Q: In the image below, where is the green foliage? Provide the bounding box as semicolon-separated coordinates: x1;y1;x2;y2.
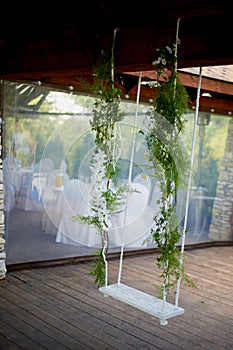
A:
73;30;126;287
90;52;125;155
143;41;192;293
152;205;182;291
89;248;106;287
156;73;189;133
72;214;102;232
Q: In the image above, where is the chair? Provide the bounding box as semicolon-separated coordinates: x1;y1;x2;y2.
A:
16;170;47;211
12;158;53;212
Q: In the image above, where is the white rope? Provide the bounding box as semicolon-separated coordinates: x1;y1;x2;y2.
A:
111;28;120;170
117;71;142;285
102;232;108;287
128;72;142;184
175;66;203;307
173;18;181;98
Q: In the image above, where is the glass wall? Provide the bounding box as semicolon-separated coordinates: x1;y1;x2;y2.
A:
2;81;232;266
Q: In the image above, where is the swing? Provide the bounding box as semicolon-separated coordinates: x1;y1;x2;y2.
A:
99;21;203;326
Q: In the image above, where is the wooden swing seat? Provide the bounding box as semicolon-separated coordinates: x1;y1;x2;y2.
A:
99;283;185;326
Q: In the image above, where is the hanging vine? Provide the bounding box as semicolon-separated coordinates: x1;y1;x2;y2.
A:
140;25;195;296
73;29;128;287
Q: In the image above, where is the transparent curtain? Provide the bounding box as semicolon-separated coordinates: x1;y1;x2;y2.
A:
2;81;232;267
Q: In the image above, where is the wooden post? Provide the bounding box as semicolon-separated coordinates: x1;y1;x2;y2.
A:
0;81;7;280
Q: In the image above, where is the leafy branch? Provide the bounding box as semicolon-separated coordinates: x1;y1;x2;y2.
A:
73;29;127;287
141;40;192;294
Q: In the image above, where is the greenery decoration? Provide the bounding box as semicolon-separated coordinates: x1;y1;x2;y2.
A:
72;29;129;287
141;39;195;296
74;25;194;295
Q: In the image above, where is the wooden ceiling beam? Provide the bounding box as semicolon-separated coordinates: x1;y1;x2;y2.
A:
192;96;233;116
123;70;233;96
123;76;233;116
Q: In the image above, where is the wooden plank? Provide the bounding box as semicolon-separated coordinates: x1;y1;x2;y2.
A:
23;260;232;349
0;280;117;350
0;318;46;350
0;275;145;350
8;268;194;350
0;332;27;350
1;247;233;350
42;260;233;349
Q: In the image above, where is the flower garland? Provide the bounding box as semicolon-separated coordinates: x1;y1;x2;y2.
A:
73;29;129;287
141;32;195;297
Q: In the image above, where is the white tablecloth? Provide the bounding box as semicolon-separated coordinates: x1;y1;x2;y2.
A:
54;180;156;248
55;179;101;247
109;182;155;247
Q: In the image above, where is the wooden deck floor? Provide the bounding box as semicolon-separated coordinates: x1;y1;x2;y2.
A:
0;246;233;350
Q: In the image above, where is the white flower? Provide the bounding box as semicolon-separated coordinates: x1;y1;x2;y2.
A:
166;46;172;54
161;58;167;65
88;147;113;231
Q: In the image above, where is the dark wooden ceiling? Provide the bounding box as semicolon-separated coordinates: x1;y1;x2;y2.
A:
0;1;233;115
